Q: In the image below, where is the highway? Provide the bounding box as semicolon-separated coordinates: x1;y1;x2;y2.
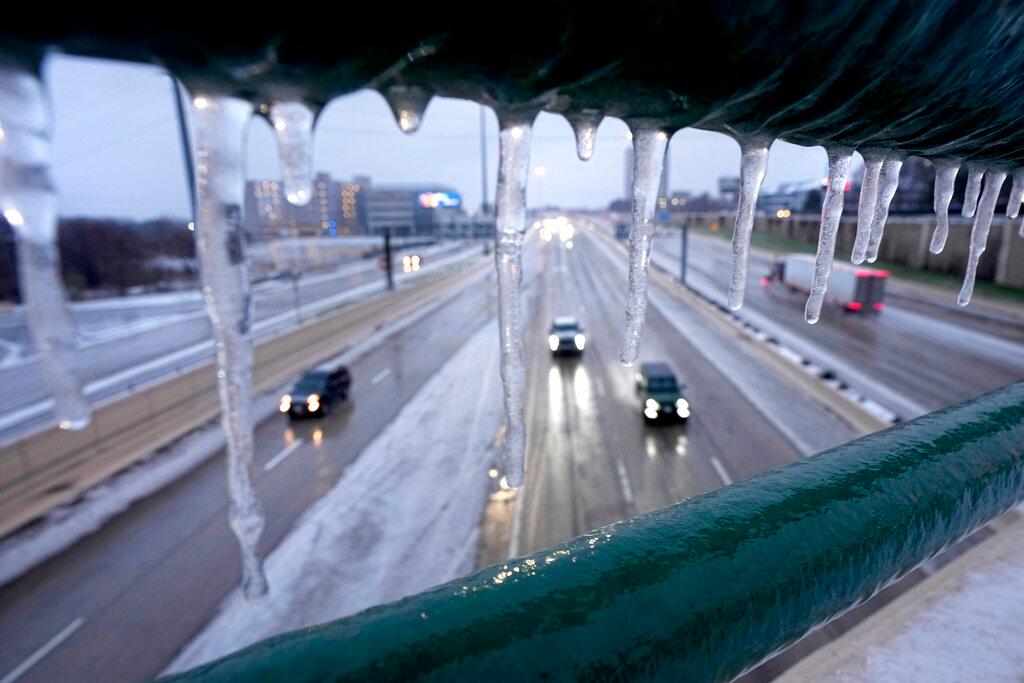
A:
0;241;476;442
0;222;1019;681
648;226;1024;417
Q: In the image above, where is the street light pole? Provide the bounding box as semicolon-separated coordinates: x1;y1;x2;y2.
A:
383;228;394;291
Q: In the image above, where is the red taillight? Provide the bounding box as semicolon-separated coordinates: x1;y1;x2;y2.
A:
873;302;884;311
847;301;864;311
759;277;769;286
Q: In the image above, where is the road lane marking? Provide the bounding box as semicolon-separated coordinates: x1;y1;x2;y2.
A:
709;456;733;485
263;439;303;472
1;617;84;683
371;367;392;385
615;459;635;505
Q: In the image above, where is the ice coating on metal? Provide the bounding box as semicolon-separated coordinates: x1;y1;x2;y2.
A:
494;118;534;488
619;127;669;366
268;101;315;206
727;135;771;310
382;84;432;134
851;154;882;264
0;66;90;431
805;147;853;324
929;159;959;254
961;164;983;218
191;94;268;599
958;169;1006;306
864;156;903;263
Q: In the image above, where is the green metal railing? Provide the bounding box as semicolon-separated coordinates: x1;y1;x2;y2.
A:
167;382;1024;682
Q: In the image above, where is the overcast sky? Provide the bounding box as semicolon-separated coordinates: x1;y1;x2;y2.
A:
46;55;831;221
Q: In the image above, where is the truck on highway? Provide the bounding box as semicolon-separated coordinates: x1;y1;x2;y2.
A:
766;254;888;313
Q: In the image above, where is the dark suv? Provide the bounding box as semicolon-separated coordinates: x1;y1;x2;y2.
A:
279;364;351;418
635;362;690;423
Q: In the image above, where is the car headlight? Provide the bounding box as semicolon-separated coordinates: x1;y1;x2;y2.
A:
279;395;291;413
645;398;659;410
676;398;691;417
644;407;659;419
548;335;559;351
574;333;585;350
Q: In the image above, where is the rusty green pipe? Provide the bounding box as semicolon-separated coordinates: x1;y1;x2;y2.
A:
166;382;1024;682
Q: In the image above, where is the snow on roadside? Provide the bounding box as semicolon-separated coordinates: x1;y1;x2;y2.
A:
166;318;503;673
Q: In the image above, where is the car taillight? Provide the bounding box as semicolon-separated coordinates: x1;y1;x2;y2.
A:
873;302;884;311
848;301;863;311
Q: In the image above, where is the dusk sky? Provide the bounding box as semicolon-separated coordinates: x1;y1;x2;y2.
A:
46;55;833;221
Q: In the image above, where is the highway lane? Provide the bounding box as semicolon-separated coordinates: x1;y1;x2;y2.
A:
513;225;852;556
0;242;476;442
650;228;1024;415
0;266;496;683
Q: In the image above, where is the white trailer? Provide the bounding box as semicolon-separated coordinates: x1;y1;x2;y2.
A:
774;254;887;312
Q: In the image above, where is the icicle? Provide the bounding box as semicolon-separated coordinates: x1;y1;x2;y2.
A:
727;134;771;310
805;147;853;324
929;159;959;254
619;126;669;366
958;168;1007;306
494;115;535;488
565;109;603;161
850;152;882;264
1005;168;1024;219
382;85;431;134
191;93;267;599
267;101;315;206
864;155;903;263
961;163;983;218
0;65;90;431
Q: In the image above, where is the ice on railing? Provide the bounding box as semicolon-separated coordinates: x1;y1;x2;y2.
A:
190;94;268;599
494;115;534;488
851;152;882;263
0;65;90;431
863;155;903;264
1005;168;1024;219
383;85;431;134
958;168;1006;306
727;134;771;310
805;147;853;324
267;101;316;206
565;110;603;161
619;127;669;366
929;159;959;254
961;163;983;218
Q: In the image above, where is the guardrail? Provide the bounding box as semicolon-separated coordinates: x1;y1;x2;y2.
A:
166;381;1024;682
0;261;485;538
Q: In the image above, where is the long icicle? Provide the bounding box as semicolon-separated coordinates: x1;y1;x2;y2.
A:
191;94;268;599
1005;168;1024;219
619;126;669;366
267;101;315;206
494;114;535;488
958;168;1007;306
850;152;883;264
929;158;960;253
0;64;90;431
727;134;771;310
864;155;903;263
805;147;853;324
961;163;983;218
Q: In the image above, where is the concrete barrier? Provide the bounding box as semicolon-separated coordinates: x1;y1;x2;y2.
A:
0;262;486;538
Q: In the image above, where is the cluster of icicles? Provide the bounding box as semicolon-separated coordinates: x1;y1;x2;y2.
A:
2;62;1022;599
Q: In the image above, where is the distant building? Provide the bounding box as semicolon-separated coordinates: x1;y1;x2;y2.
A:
758;180;823;215
244;173;366;237
364;184;465;236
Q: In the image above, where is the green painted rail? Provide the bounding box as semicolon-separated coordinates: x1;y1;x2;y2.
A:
167;382;1024;682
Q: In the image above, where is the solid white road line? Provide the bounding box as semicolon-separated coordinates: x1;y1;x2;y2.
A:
371;368;392;385
263;439;303;473
709;456;734;485
1;617;84;683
